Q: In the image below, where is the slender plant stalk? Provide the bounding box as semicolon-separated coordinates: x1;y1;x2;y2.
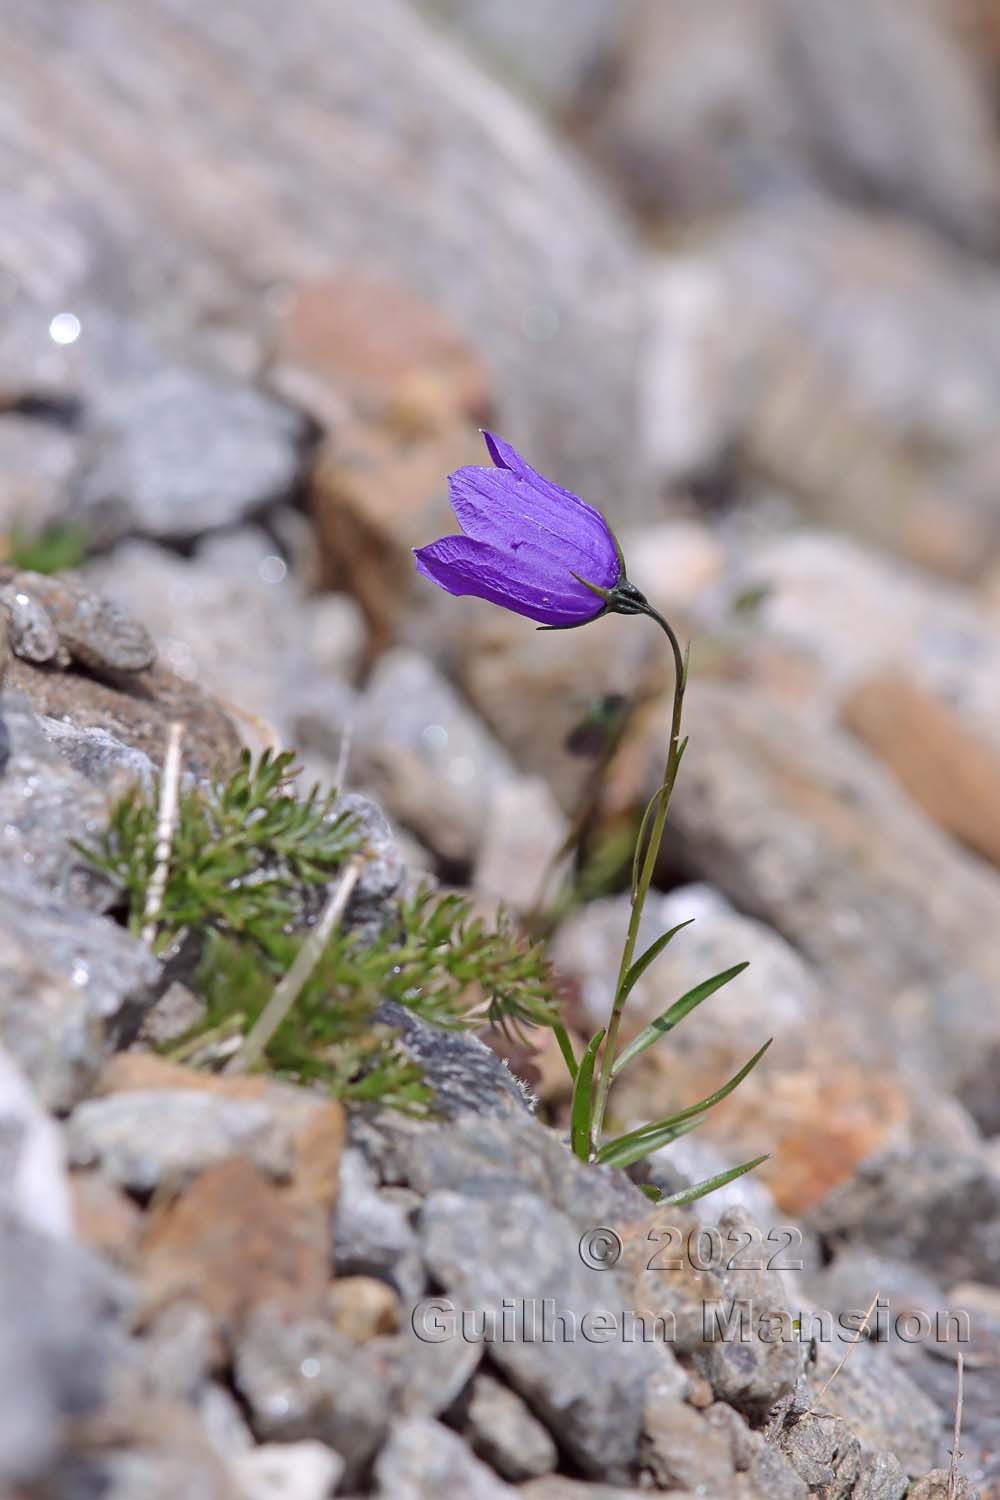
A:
590;606;687;1150
225;856;362;1075
141;720;185;948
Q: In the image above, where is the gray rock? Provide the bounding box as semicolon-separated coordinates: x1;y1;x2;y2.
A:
138;980;206;1048
97;1446;233;1500
777;1411;862;1499
431;0;621;114
420;1188;653;1479
359;1105;649;1231
733;534;1000;739
0;1043;72;1238
518;1482;650;1500
907;1470;980;1500
137;1300;216;1403
372;1005;530;1122
38;714;154;790
76;367;308;544
336;794;406;942
1;578;62;664
474;774;567;914
800;1339;941;1475
853;1450;909;1500
586;0;1000;249
464;1372;557;1482
198;1382;255;1459
374;1417;517;1499
82;531;366;740
311;646;527;873
334;1147;425;1301
809;1147;1000;1287
660;681;1000;1088
703;1399;809;1499
0;869;159;1111
0;1209;131;1487
0;0;645;515
801;1247;947;1356
693;1206;806;1414
0;413;82;536
373;1325;481;1420
233;1304;389;1487
229;1441;345;1500
7;569;156;674
66;1088;303;1195
0;694;122;909
641;1398;735;1491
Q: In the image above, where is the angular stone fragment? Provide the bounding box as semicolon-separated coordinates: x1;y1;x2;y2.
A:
375;1417;517;1500
0;870;159;1111
9;570;155;673
421;1189;653;1479
76;368;309;545
464;1373;557;1482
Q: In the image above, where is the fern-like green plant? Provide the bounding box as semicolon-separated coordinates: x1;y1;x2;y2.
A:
183;888;558;1101
78;748;359;957
78;749;559;1111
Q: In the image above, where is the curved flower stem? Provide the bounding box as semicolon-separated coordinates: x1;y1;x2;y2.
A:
590;603;687;1152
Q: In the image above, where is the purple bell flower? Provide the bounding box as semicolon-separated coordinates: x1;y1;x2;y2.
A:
413;432;623;628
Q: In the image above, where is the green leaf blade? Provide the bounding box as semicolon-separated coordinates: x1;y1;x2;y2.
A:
611;961;750;1079
598;1038;771;1166
619;918;696;1004
570;1027;605;1163
596;1111;707;1170
653;1154;770;1206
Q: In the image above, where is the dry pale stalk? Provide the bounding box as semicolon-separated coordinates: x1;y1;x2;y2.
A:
141;721;185;948
225;856;363;1076
948;1351;965;1500
804;1289;881;1419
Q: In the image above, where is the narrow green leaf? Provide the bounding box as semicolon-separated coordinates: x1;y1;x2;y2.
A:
631;784;668;898
599;1039;771;1162
619;919;696;1004
638;1183;661;1201
570;1027;605;1162
611;961;750;1078
653;1154;770;1207
597;1112;707;1170
552;1022;578;1082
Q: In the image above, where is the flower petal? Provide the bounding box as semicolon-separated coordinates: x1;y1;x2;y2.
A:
447;465;620;590
414;535;606;626
481;431;611;528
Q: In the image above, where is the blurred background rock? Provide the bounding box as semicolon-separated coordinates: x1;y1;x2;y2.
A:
5;0;1000;1493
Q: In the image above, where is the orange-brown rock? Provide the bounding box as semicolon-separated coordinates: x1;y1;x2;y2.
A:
328;1277;400;1342
271;275;492;431
71;1169;145;1269
311;419;485;651
841;670;1000;868
139;1157;330;1335
98;1055;346;1208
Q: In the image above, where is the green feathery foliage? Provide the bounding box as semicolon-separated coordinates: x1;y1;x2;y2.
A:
78;748;359;957
78;749;559;1109
184;887;558;1103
